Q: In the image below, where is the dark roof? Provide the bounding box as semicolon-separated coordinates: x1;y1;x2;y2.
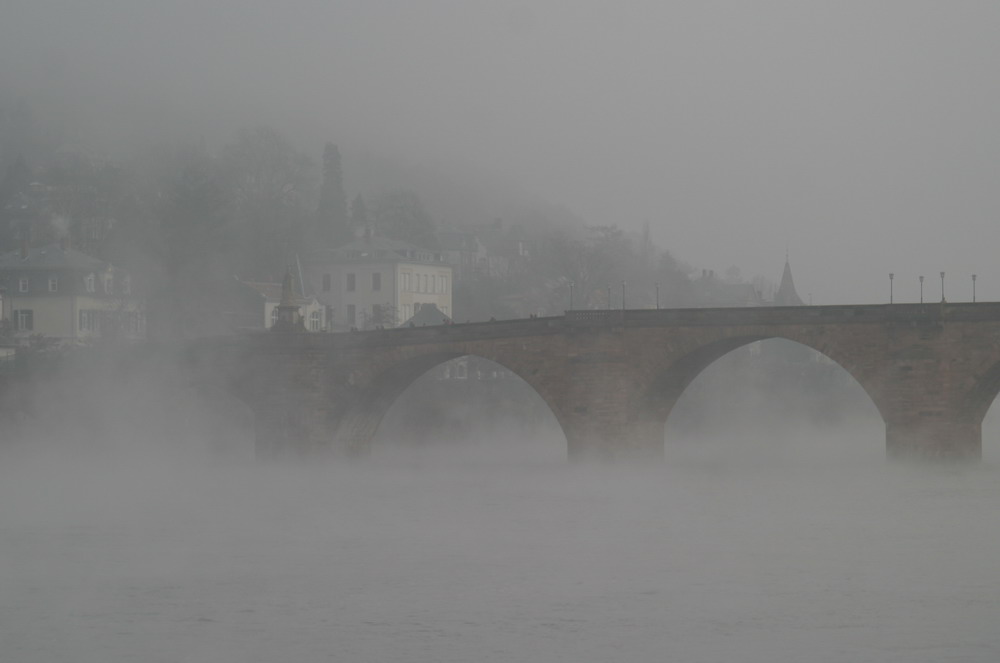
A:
0;243;108;271
307;236;443;265
403;303;452;327
774;260;804;306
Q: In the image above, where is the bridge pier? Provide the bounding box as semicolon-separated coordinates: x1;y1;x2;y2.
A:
885;417;982;461
561;418;665;462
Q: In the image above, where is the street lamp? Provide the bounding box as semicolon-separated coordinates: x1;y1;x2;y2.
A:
919;275;924;303
607;285;612;310
621;281;626;310
569;282;574;311
972;274;977;303
940;271;946;303
889;273;894;304
655;283;660;309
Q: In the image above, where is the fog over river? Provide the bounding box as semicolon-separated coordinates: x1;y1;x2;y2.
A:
3;424;1000;663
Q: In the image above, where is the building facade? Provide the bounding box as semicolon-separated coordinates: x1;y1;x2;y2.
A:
0;242;143;342
305;237;453;330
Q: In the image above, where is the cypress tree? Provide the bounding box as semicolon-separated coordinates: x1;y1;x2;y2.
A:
317;142;350;246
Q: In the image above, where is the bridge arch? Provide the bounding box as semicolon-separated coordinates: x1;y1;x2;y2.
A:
962;359;1000;425
960;359;1000;462
333;351;572;456
641;334;888;451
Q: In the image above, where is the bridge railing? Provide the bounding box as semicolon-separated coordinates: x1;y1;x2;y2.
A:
565;310;625;326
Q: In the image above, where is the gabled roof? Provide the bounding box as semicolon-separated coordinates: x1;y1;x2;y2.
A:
403;303;452;327
0;243;109;271
774;259;804;306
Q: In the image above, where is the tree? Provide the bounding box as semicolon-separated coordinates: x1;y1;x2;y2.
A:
370;190;437;247
154;145;234;338
0;154;32;250
221;126;316;279
363;303;398;329
317;142;350;246
350;193;368;233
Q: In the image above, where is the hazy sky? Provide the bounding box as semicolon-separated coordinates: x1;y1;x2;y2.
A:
3;1;1000;304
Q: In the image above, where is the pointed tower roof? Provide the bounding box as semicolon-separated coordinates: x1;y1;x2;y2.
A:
774;257;804;306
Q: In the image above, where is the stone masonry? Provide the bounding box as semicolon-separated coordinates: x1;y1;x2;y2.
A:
210;302;1000;461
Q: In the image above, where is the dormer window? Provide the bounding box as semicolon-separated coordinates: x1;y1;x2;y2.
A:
18;277;29;293
85;274;96;293
48;276;58;292
104;275;113;294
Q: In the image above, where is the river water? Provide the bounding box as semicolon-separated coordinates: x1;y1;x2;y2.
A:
2;430;1000;663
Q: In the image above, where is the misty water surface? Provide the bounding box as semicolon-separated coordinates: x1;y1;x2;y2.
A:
3;425;1000;663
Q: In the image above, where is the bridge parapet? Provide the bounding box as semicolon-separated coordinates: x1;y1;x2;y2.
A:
572;302;1000;328
566;310;624;326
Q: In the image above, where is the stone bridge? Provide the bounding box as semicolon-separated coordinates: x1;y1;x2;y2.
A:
193;303;1000;461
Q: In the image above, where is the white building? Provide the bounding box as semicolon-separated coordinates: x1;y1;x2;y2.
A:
305;237;453;330
0;242;143;342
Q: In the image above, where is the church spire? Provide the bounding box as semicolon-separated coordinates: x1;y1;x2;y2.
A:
774;255;804;306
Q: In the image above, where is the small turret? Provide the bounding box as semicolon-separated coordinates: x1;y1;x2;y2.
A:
271;269;306;332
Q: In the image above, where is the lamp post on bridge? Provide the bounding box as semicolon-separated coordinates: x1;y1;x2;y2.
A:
972;274;977;303
607;285;612;310
621;281;626;310
569;282;574;311
655;282;660;309
889;273;894;304
940;272;946;303
919;275;924;303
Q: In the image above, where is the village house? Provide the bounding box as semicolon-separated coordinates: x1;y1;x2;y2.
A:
305;236;453;330
0;241;143;342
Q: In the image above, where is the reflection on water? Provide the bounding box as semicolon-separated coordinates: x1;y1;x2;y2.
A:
2;433;1000;663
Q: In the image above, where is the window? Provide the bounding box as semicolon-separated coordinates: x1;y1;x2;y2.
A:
121;311;141;335
104;275;113;294
372;272;381;291
48;276;58;292
430;275;435;294
309;310;321;331
85;274;95;293
347;273;355;292
270;308;278;327
15;309;33;331
18;277;28;293
322;274;331;292
79;309;100;333
122;275;131;294
421;274;427;293
372;303;383;323
347;304;356;325
441;275;448;294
